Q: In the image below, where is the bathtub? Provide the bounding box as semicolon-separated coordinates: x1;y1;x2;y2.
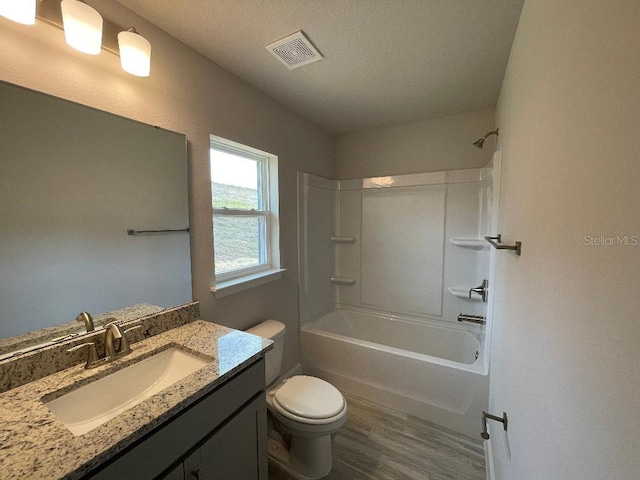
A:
300;307;489;438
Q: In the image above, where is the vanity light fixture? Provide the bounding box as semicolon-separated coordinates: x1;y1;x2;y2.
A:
2;0;153;77
60;0;103;55
118;27;151;77
0;0;36;25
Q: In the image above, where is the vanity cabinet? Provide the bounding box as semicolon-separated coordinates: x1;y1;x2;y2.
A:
88;358;267;480
181;395;263;479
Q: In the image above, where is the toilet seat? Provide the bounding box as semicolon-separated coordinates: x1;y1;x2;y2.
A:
270;375;346;425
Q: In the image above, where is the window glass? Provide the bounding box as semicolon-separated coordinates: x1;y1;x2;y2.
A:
211;150;260;210
213;216;264;275
210;137;277;284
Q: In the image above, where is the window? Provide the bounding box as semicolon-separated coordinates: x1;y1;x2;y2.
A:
210;136;282;296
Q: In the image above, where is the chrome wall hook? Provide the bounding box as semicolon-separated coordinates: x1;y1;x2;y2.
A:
481;411;508;440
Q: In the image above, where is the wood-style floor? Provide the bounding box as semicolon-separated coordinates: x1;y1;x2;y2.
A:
269;393;486;480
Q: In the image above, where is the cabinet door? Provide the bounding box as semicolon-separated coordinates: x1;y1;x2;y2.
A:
184;395;266;480
162;463;184;480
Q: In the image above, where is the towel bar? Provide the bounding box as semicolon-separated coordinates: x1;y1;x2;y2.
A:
485;235;521;256
127;228;190;235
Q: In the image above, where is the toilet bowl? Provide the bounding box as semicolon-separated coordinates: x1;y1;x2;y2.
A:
246;321;347;479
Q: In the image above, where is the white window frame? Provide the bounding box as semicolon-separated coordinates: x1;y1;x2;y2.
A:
210;136;283;297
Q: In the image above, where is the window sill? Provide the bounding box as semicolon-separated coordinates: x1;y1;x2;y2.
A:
211;268;286;298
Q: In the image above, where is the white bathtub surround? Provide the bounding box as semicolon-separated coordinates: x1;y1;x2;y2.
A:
361;184;446;315
298;168;494;327
298;167;498;439
301;307;488;438
297;173;337;326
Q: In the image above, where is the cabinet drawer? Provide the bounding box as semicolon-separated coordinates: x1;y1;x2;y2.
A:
89;359;265;479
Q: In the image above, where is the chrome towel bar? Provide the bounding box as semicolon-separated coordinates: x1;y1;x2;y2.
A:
127;228;190;235
485;234;522;256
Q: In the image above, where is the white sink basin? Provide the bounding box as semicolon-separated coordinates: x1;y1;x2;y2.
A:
44;347;210;436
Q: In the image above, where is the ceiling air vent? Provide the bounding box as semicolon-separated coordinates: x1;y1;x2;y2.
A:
266;31;323;70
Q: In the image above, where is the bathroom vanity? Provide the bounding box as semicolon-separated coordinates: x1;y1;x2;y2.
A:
0;320;272;479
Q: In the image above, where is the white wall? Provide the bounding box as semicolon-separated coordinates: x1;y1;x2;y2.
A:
334;109;496;179
0;0;333;374
490;1;640;478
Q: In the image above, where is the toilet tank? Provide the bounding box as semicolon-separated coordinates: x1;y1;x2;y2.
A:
246;320;286;387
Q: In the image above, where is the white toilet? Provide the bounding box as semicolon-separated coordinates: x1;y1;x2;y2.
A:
246;320;347;479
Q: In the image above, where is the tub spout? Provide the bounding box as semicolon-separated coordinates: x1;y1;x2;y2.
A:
457;314;486;325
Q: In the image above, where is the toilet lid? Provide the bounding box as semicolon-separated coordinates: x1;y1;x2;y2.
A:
273;375;345;419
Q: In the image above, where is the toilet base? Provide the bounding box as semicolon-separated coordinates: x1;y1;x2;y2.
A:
267;434;333;479
268;438;312;480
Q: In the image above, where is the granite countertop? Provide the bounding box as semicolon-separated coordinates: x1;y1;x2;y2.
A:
0;320;272;479
0;303;165;359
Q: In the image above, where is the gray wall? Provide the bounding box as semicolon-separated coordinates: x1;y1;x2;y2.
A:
490;0;640;478
333;109;495;179
0;0;333;374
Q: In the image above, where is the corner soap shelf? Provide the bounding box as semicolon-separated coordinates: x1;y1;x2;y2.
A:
448;287;482;301
449;238;487;248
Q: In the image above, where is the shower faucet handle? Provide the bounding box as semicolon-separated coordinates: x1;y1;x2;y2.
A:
469;279;489;303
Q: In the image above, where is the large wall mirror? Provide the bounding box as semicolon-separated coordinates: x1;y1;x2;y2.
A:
0;81;192;356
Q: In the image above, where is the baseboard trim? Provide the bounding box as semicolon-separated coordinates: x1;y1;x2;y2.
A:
484;437;495;480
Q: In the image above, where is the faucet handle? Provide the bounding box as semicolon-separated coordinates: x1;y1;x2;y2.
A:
469;279;489;303
68;342;101;369
118;324;142;356
123;324;142;335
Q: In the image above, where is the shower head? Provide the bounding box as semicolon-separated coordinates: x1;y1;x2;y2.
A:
473;129;499;149
473;138;485;149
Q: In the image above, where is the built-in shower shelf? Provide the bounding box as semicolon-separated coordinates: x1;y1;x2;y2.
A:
331;276;357;285
449;238;487;248
448;287;482;300
331;236;357;244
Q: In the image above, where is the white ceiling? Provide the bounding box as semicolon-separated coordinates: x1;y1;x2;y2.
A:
116;0;524;135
